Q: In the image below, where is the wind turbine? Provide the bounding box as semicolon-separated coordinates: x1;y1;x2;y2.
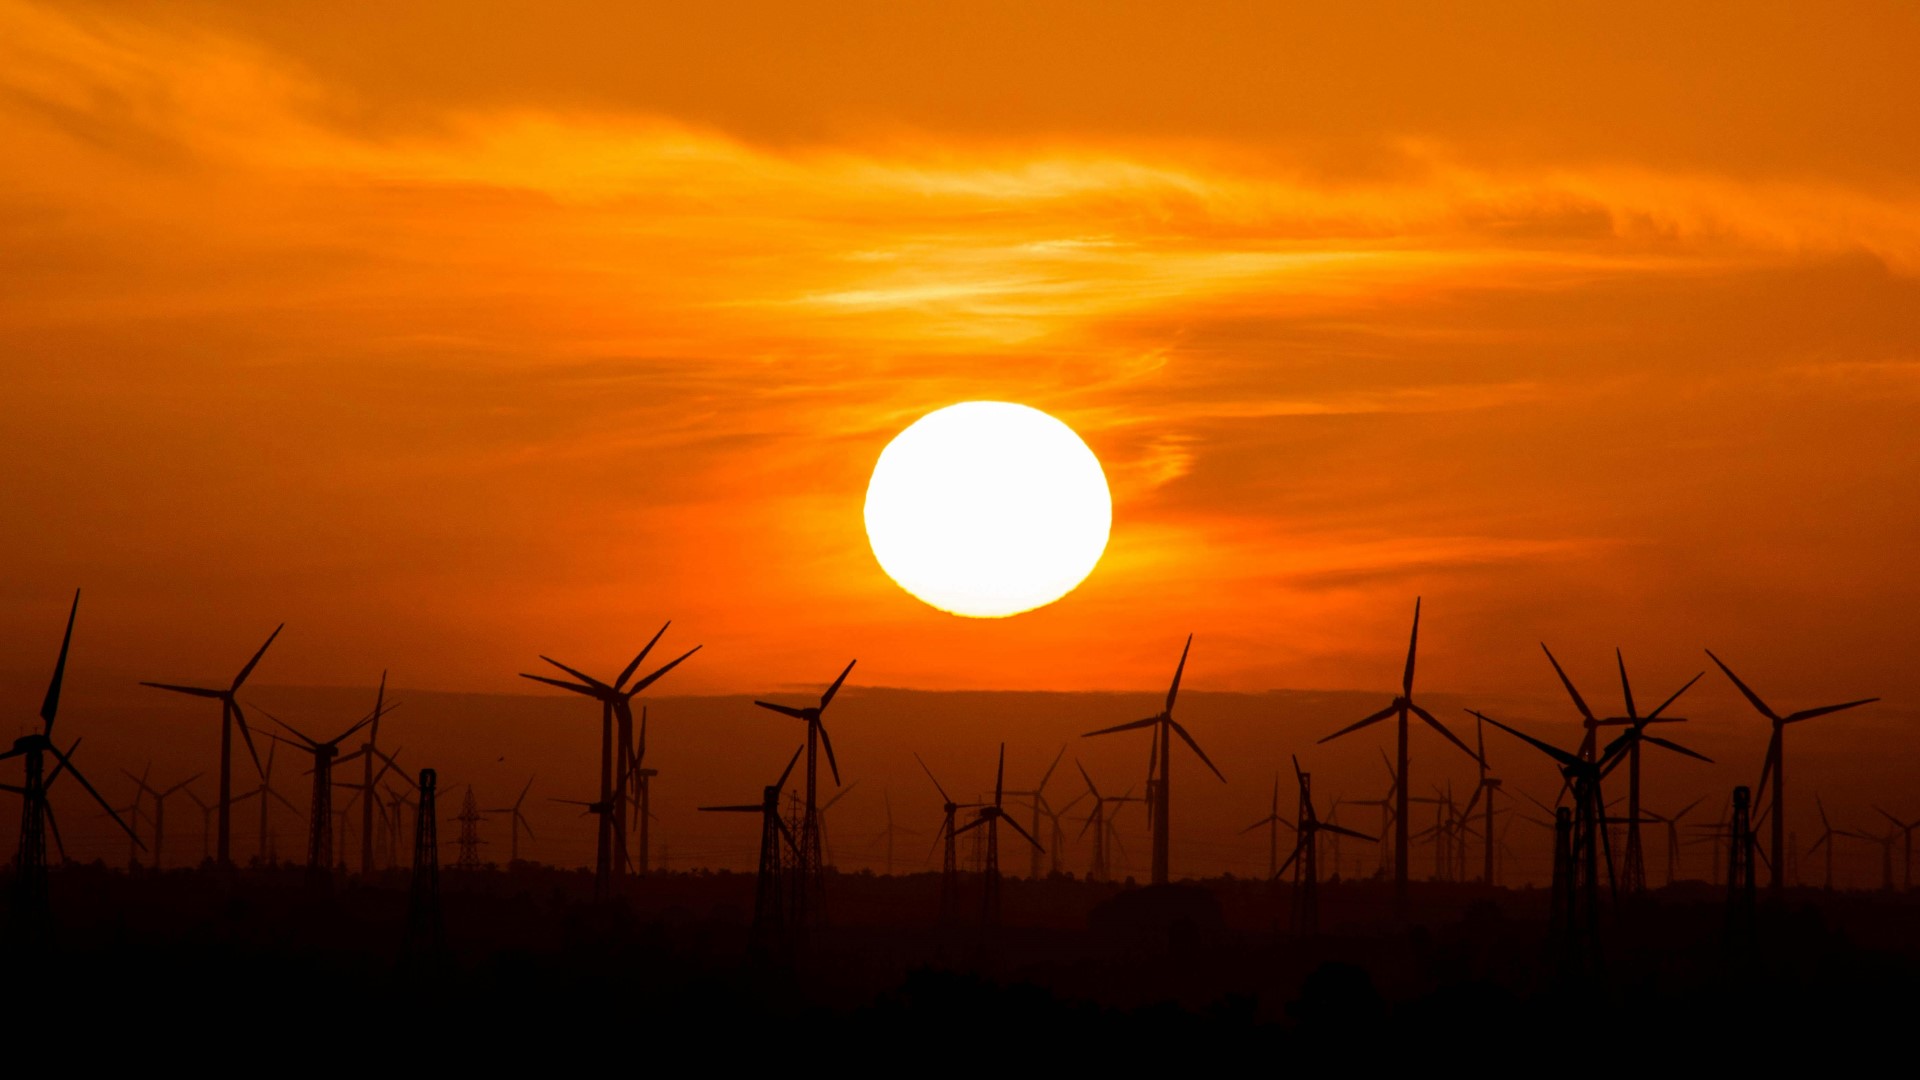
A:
870;790;918;876
1873;806;1916;891
1240;773;1294;881
4;591;140;922
1707;650;1877;899
1275;755;1374;935
700;745;804;942
627;707;658;875
519;624;700;896
952;744;1042;926
1648;796;1707;886
1084;635;1223;885
141;622;282;867
1458;712;1506;886
1549;648;1708;892
1807;795;1867;892
914;752;980;922
1003;745;1067;880
330;671;397;877
1475;710;1629;949
1316;601;1477;913
122;769;202;870
231;738;299;867
754;658;856;910
261;705;383;877
486;776;537;864
1072;761;1140;884
815;779;859;869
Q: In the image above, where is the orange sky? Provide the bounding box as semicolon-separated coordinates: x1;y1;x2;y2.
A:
4;0;1918;710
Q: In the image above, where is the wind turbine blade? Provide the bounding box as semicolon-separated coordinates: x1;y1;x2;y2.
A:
627;646;701;696
913;752;952;805
1615;648;1636;720
539;655;609;691
1646;671;1704;721
1317;703;1399;745
1539;643;1596;722
1409;702;1479;762
822;780;859;812
1642;735;1713;764
44;800;67;862
1704;650;1780;721
40;589;79;732
820;659;858;709
754;700;810;720
816;721;842;785
1786;698;1879;723
1037;744;1067;792
1403;597;1421;696
1002;814;1044;852
1240;817;1273;835
1169;720;1225;783
995;743;1006;806
952;815;988;836
228;699;266;777
1074;759;1101;802
1322;823;1376;843
516;775;535;808
1817;795;1831;831
164;774;204;797
775;744;805;792
519;673;598;696
618;621;672;689
1084;716;1159;738
1477;712;1581;770
55;748;141;846
1755;729;1781;803
140;682;224;699
1274;839;1303;880
1166;634;1193;713
230;624;284;691
258;707;321;750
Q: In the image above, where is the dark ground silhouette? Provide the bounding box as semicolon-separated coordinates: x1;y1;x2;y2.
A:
11;864;1919;1061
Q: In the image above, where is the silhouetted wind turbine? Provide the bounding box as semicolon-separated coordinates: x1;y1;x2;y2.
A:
142;622;282;867
3;591;139;923
330;671;396;877
1073;761;1140;884
700;745;804;943
953;743;1042;926
485;776;537;864
262;704;383;879
520;624;700;896
1476;710;1628;949
123;768;201;870
1649;796;1707;886
1317;601;1477;913
915;752;980;922
1085;636;1223;885
754;658;855;909
870;790;918;876
231;738;299;866
1276;755;1375;935
1241;773;1295;881
1807;795;1867;892
1549;648;1708;893
1873;806;1916;891
1003;745;1067;880
1706;650;1877;899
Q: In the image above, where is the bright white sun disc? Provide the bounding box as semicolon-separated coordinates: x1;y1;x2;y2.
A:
864;401;1112;618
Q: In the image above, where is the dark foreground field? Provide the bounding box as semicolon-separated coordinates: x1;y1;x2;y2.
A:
10;864;1919;1063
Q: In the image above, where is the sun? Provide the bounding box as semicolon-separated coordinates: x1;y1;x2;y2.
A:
864;401;1112;618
